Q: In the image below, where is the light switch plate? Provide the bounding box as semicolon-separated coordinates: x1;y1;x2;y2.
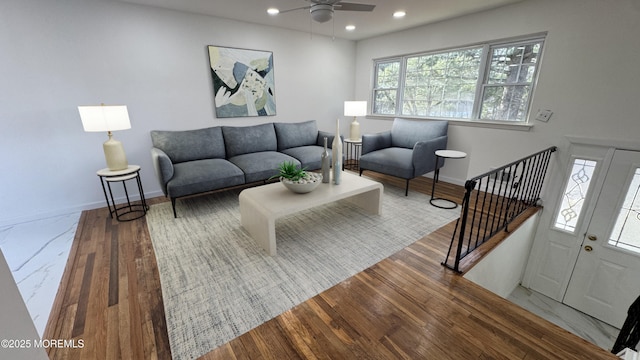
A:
535;109;553;122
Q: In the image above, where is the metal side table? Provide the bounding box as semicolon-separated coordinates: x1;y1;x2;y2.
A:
97;165;148;221
343;138;362;171
430;150;467;209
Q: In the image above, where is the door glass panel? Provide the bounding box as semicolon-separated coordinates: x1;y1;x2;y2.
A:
554;159;598;232
608;168;640;253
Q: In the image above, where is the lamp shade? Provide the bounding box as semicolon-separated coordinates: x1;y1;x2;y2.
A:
344;101;367;117
79;105;131;132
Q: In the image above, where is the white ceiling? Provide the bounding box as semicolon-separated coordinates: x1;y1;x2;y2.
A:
112;0;525;40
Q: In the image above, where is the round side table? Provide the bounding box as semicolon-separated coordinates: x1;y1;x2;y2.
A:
430;150;467;209
343;138;362;171
97;165;148;221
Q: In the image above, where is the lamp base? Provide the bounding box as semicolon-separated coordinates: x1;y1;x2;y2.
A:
349;117;360;140
103;132;128;171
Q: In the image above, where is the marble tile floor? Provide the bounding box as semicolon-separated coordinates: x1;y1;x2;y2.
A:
508;285;620;352
0;212;624;352
0;212;80;337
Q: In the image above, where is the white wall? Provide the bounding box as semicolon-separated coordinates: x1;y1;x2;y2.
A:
5;0;639;225
0;0;356;225
464;211;540;298
354;0;640;186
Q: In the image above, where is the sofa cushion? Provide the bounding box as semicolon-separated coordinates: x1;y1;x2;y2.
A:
228;151;300;183
222;123;277;158
391;118;448;149
281;145;327;170
359;147;415;179
274;120;319;151
167;159;245;198
151;127;226;163
316;130;336;147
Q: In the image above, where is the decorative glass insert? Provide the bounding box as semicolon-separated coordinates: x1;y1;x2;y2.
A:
554;159;598;232
608;168;640;254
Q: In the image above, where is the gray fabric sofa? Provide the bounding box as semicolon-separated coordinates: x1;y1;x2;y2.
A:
150;120;337;217
359;118;448;196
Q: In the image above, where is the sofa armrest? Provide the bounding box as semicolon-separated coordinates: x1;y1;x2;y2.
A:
362;131;392;155
412;135;448;176
151;147;174;196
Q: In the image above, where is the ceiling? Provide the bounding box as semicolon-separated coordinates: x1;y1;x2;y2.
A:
112;0;524;40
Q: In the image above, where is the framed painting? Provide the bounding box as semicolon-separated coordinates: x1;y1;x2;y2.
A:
207;45;276;118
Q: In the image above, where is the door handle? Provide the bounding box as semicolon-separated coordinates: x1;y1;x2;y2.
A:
587;234;597;241
584;245;593;252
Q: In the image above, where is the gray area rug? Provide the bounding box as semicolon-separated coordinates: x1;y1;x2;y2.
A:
146;182;459;360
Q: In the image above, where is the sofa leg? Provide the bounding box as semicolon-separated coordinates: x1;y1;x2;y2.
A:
405;179;410;196
171;198;177;218
359;168;363;176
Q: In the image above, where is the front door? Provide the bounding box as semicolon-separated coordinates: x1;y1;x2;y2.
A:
563;149;640;328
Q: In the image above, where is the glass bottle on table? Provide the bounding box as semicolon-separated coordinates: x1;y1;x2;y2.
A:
321;137;330;183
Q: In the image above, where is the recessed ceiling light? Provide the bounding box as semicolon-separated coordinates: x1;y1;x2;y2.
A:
267;8;280;15
393;10;406;18
345;25;356;31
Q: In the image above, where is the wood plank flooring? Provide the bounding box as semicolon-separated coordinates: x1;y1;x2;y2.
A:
45;172;616;359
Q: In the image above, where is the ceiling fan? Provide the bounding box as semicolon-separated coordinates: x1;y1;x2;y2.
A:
277;0;376;23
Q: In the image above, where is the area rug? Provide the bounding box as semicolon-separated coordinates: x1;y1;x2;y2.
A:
146;182;459;360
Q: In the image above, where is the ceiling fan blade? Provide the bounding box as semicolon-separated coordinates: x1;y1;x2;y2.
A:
334;2;376;12
279;5;312;14
308;0;342;5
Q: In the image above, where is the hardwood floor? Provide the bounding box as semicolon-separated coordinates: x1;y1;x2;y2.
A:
44;198;171;359
45;172;616;359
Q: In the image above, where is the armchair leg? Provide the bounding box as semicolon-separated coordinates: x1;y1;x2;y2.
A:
171;198;177;218
405;179;410;196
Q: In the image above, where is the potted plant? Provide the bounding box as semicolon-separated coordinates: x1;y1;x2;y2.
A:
271;161;323;193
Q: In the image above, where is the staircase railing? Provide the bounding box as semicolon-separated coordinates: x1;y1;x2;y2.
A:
442;146;557;273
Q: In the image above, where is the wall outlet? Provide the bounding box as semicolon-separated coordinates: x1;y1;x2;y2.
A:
535;109;553;122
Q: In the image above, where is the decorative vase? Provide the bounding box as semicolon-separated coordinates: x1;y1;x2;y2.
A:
321;137;330;183
332;118;342;185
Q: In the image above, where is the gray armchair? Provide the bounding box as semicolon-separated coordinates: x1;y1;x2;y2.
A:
359;118;448;195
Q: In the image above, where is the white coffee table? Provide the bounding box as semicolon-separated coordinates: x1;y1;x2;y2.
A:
239;171;383;255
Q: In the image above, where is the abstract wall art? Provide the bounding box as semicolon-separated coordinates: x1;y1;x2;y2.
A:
207;45;276;118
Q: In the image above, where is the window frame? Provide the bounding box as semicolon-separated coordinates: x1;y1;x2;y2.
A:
372;57;403;116
371;34;546;125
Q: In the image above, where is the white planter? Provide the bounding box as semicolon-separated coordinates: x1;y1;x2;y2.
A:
280;173;323;194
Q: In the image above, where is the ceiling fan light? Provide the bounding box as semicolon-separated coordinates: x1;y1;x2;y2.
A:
310;4;334;23
267;8;280;15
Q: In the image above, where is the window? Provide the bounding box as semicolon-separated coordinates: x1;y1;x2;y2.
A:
373;59;401;115
372;36;545;123
402;48;481;118
480;42;542;121
608;168;640;253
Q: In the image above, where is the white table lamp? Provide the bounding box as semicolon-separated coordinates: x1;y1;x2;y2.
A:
79;104;131;171
344;101;367;140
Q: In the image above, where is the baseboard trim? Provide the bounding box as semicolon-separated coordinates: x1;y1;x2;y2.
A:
0;190;165;227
